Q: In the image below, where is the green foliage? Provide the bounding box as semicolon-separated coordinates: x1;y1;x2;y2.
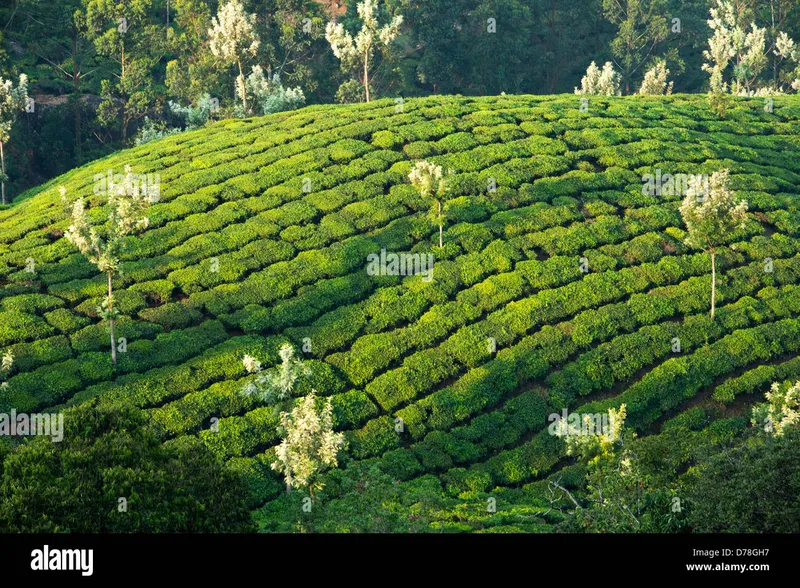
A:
682;428;800;533
1;95;800;532
0;400;254;532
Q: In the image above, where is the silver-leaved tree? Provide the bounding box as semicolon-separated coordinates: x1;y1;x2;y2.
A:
241;343;311;404
64;166;156;365
409;160;449;249
680;169;748;320
0;74;29;205
208;0;259;114
272;391;346;495
325;0;403;103
0;350;13;390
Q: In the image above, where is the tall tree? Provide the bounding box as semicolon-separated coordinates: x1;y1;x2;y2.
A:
603;0;669;94
17;0;95;165
208;0;260;114
702;0;800;95
393;0;468;95
78;0;164;144
0;73;28;205
165;0;219;104
469;0;536;94
325;0;403;102
255;0;331;98
63;168;156;366
680;169;748;320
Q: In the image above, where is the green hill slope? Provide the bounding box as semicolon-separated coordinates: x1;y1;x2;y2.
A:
2;94;800;531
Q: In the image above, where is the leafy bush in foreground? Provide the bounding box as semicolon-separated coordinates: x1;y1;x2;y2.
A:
0;401;253;532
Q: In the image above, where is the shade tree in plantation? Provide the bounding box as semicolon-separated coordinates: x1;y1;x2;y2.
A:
638;60;673;95
751;381;800;437
0;350;12;390
679;169;748;320
550;405;675;532
64;167;156;366
409;159;450;249
272;391;346;495
0;73;28;205
325;0;403;103
602;0;669;95
242;343;311;405
242;65;306;116
208;0;260;115
575;61;621;96
555;404;627;466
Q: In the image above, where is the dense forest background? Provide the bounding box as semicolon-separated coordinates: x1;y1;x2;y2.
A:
0;0;799;198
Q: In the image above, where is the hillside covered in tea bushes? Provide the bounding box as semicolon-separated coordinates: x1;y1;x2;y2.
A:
2;94;800;532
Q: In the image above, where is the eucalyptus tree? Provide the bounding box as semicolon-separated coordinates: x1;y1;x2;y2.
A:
603;0;669;94
78;0;164;144
702;0;800;96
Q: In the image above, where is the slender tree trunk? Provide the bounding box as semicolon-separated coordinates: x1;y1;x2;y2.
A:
547;0;559;92
438;200;443;248
121;44;127;144
238;59;247;114
73;25;82;165
710;248;716;320
1;141;5;205
74;94;82;165
364;47;370;102
108;272;117;366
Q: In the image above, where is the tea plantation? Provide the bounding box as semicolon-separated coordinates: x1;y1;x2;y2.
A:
2;94;800;532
